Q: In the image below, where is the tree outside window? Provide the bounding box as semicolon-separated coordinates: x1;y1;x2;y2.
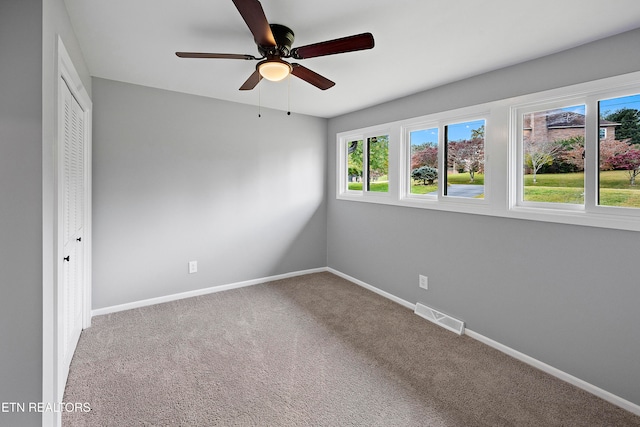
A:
445;120;485;199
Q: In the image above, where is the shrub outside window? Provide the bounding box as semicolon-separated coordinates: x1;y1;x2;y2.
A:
409;128;439;197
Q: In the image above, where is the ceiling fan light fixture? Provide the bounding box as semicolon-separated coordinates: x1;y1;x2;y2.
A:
258;60;292;82
177;0;375;91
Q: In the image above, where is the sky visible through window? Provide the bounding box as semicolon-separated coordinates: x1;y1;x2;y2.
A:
446;120;485;141
410;119;484;145
409;98;640;146
410;128;438;145
600;94;640;115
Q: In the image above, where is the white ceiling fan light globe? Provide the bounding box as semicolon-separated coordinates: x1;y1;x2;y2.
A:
258;60;292;82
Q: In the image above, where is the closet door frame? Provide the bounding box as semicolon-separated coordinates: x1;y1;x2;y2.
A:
45;36;92;426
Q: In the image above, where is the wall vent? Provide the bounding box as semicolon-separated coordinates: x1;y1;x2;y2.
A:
414;303;465;335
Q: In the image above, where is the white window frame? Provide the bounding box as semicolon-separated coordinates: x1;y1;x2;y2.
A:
340;135;365;197
511;96;587;212
337;126;392;202
509;78;640;225
338;106;492;214
590;87;640;217
336;70;640;232
402;121;440;201
442;115;490;202
363;132;391;195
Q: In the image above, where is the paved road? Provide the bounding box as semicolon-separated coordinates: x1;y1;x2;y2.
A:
429;184;484;198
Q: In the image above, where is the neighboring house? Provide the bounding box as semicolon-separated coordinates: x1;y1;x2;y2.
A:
523;110;621;144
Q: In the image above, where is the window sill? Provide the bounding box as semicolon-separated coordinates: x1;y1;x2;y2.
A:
337;192;640;232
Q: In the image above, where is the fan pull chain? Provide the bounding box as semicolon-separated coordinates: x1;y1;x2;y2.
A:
287;74;291;116
258;83;262;118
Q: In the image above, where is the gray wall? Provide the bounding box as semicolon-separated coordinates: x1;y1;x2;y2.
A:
327;28;640;406
91;78;327;309
0;1;43;425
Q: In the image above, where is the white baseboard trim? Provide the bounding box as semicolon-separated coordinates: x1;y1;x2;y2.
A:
329;267;640;416
326;268;416;310
91;267;328;317
464;329;640;416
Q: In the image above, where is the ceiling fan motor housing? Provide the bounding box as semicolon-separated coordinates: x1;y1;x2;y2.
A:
259;24;295;57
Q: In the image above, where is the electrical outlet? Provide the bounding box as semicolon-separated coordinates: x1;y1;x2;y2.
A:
419;275;428;290
188;261;198;274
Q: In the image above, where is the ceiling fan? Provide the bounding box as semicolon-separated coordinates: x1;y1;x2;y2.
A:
176;0;375;91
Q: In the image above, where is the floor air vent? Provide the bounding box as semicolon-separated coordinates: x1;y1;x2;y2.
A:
414;303;465;335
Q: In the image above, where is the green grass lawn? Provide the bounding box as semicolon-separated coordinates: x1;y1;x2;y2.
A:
349;171;640;207
524;187;584;204
525;170;639;189
524;172;584;188
524;170;640;207
410;183;438;194
348;182;388;192
599;188;640;206
447;173;484;185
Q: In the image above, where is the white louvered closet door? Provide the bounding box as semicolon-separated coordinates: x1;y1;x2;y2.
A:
61;78;85;371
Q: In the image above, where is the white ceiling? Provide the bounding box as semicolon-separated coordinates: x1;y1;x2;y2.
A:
64;0;640;118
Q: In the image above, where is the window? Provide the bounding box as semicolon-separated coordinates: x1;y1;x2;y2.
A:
519;104;585;206
346;139;363;191
337;70;640;231
599;128;607;140
598;93;640;208
409;128;438;197
339;132;389;197
367;135;389;193
445;119;485;199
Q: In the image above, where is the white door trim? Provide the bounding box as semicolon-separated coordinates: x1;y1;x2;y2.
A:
43;36;92;427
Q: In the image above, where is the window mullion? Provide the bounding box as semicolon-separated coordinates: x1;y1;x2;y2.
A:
437;123;445;199
442;125;449;197
365;138;371;192
584;97;599;211
386;125;400;200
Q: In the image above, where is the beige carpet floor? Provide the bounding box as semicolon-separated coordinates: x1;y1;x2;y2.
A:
63;272;640;426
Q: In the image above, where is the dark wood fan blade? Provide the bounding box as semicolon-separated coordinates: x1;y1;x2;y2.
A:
290;33;374;59
291;64;335;90
239;69;262;90
232;0;276;47
176;52;257;60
